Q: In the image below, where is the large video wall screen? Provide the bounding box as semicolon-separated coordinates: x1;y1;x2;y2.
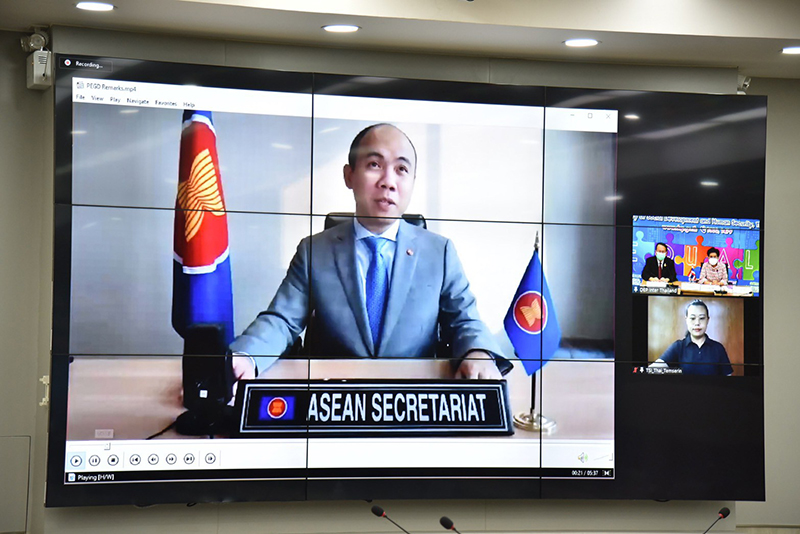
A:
47;56;765;506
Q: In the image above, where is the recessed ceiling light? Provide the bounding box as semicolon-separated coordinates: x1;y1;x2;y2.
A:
782;46;800;55
624;114;640;120
76;2;115;11
604;195;623;202
71;130;88;135
323;24;360;33
564;38;599;48
700;180;719;187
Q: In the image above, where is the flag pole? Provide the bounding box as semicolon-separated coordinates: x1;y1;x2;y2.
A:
511;367;557;433
512;231;557;434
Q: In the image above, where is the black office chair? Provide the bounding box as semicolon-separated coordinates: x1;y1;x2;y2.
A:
324;212;426;230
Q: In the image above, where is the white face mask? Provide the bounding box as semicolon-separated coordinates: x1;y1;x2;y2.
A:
709;258;719;266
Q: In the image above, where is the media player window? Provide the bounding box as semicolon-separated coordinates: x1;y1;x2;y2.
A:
61;77;618;487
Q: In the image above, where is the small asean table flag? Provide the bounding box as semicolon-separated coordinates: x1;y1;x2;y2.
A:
503;246;561;375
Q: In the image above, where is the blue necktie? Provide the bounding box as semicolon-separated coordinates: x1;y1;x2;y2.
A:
364;236;389;350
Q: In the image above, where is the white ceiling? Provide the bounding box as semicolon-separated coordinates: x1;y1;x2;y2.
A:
2;0;800;79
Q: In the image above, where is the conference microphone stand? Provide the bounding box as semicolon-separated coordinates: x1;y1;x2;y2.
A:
702;507;731;534
440;516;462;534
371;505;412;534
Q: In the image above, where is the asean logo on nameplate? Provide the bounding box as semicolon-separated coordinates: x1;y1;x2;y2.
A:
268;398;287;418
259;396;295;421
511;291;548;335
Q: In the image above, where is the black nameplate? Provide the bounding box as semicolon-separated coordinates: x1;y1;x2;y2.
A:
235;379;513;437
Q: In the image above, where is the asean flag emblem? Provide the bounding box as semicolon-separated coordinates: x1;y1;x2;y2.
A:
511;291;548;335
267;397;288;419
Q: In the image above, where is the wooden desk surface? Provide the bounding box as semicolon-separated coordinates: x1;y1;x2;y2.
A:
66;357;613;441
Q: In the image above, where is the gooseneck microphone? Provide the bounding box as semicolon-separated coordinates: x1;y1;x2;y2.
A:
371;505;412;534
701;507;731;534
440;516;462;534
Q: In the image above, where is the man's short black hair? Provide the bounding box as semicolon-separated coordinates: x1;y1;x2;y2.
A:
347;123;417;170
707;247;720;257
655;242;668;252
685;299;709;317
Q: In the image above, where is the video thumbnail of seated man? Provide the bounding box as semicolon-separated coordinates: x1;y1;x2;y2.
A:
230;123;504;381
641;242;678;283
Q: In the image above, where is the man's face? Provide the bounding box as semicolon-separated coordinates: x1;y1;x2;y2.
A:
685;305;709;339
656;244;668;256
343;125;415;232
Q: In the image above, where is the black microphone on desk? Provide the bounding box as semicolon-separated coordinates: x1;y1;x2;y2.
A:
701;507;731;534
440;516;462;534
176;324;236;437
371;505;412;534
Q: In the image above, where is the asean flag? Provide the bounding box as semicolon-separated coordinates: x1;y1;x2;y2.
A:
171;110;234;345
503;247;561;375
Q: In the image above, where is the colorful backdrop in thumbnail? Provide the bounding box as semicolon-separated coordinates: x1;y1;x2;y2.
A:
631;215;760;292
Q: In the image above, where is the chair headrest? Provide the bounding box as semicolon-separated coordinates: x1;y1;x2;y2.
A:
324;213;427;230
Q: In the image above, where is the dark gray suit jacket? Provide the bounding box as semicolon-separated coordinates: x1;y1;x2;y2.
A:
230;220;502;373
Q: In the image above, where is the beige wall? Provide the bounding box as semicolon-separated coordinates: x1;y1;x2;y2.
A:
0;30;52;534
1;25;798;533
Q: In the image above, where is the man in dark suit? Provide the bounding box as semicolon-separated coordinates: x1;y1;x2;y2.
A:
641;242;678;282
230;123;503;380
